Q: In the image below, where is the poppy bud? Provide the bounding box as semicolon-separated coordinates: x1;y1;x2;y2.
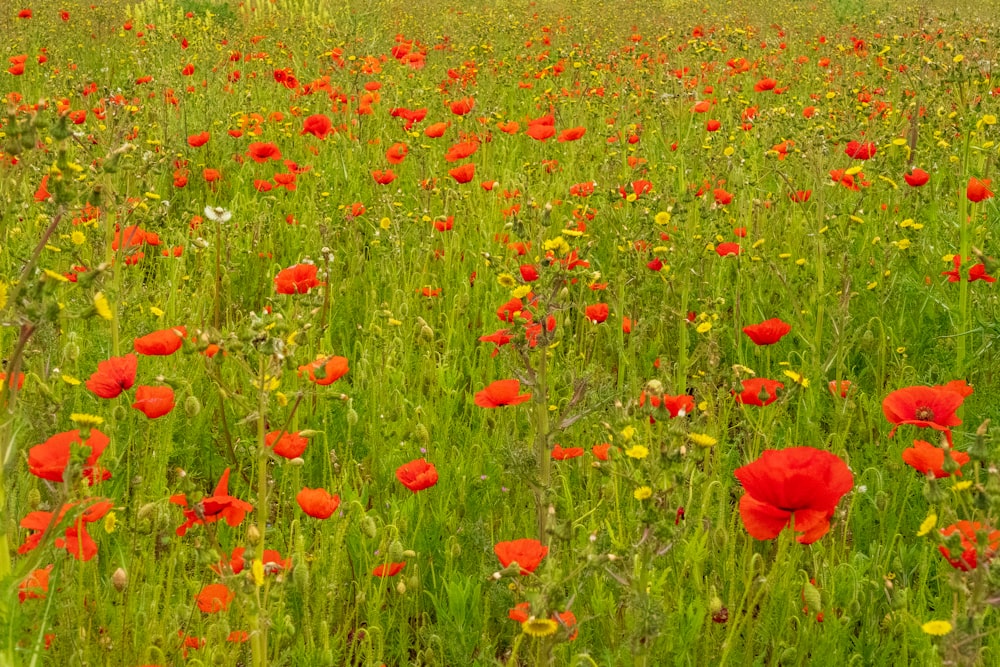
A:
184;395;201;418
395;581;406;595
346;407;359;427
247;524;262;545
923;477;945;504
64;339;80;362
419;324;434;343
644;379;665;395
414;423;430;445
27;488;41;509
361;515;377;538
112;567;128;591
802;580;821;613
389;540;405;561
113;405;128;421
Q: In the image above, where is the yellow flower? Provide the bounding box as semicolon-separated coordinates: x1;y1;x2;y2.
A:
696;321;712;334
625;445;649;459
379;217;391;230
0;282;6;310
70;413;104;427
522;617;558;637
952;480;973;492
252;559;265;586
921;620;952;636
497;273;517;288
917;512;937;537
71;230;86;245
782;370;810;388
620;425;636;441
511;285;531;299
94;292;113;320
634;486;652;500
103;511;117;534
43;269;69;282
687;432;717;448
654;211;671;225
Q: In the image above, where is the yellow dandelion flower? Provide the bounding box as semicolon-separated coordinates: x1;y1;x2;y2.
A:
696;321;712;334
252;558;265;586
522;617;559;638
497;273;517;288
782;370;810;388
70;413;105;427
921;620;952;636
620;425;636;441
634;486;652;500
0;282;7;310
94;292;113;320
103;511;117;534
379;217;391;230
71;230;86;245
43;269;69;282
688;432;717;448
61;374;81;385
654;211;671;225
512;285;531;299
952;480;973;492
625;445;649;459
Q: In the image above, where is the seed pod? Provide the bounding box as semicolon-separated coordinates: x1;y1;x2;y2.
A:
112;567;128;591
184;395;202;418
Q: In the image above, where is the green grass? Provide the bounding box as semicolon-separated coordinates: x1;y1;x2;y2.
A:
2;0;1000;665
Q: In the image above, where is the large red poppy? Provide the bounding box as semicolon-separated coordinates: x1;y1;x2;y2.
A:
170;468;253;536
395;459;439;492
274;263;322;295
19;498;113;561
85;354;138;399
882;384;967;443
732;378;784;406
742;318;791;345
296;487;340;519
134;326;186;355
132;385;176;418
28;429;111;484
939;521;1000;571
298;356;349;385
735;447;853;544
901;440;969;478
265;430;308;459
474;379;531;408
494;538;548;574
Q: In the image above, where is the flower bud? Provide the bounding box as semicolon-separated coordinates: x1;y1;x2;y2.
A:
184;395;201;418
247;524;262;545
361;515;377;539
111;567;128;591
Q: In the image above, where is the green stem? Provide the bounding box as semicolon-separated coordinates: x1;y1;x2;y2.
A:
956;133;972;378
534;345;550;545
253;354;270;667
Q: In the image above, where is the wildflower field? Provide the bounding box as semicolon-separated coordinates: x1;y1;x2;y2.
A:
4;0;1000;664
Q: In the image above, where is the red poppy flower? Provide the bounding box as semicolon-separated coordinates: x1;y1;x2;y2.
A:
494;538;548;574
939;521;1000;570
195;583;235;613
265;430;308;459
449;97;474;115
18;566;52;604
187;132;210;147
754;77;777;92
882;384;966;443
967;177;994;203
526;123;556;141
372;169;397;185
301;113;332;139
134;326;186;355
790;190;812;203
735;447;853;544
444;140;478;162
298;356;349;385
246;142;282;163
742;318;791;345
715;242;741;257
497;297;527;323
585;303;609;324
386;142;408;164
296;487;340;518
213;547;290;576
592;443;611;460
372;562;406;577
902;440;969;478
658;393;695;418
551;444;585;460
424;122;449;138
170;468;253;536
475;379;531;408
903;168;929;187
29;429;111;485
557;126;586;142
478;328;512;356
19;498;113;561
712;187;732;204
132;385;175;419
203;168;221;182
448;163;475;184
395;458;439;492
86;354;138;399
0;372;25;390
519;264;539;282
828;380;852;398
844;141;876;160
274;263;322;294
733;378;784;406
706;119;721;132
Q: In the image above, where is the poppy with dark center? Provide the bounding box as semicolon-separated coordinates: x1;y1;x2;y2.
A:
134;326;186;355
902;440;970;478
29;429;111;484
742;318;791;345
297;487;340;519
85;354;138;399
372;562;406;577
882;383;968;445
474;379;532;408
939;521;1000;571
395;458;439;492
735;447;853;544
494;538;548;574
732;378;784;406
297;355;349;385
170;468;253;536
